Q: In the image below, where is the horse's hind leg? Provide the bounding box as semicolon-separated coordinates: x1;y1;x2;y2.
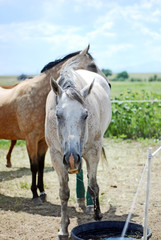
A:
26;137;40;202
37;139;48;202
6;140;17;168
85;147;103;221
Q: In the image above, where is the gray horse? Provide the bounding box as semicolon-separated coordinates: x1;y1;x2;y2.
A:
45;46;111;239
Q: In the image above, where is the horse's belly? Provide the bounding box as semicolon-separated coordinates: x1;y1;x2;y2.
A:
0;125;24;140
0;115;24;140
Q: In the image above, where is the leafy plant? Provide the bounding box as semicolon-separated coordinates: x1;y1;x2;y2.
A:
105;90;161;139
20;181;30;190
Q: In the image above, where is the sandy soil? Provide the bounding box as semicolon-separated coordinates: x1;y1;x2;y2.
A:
0;139;161;240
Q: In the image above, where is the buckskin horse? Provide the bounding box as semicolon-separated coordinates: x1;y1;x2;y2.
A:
45;46;111;239
0;46;110;203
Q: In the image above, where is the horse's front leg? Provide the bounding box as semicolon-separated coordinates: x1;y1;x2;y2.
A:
59;177;70;240
50;149;70;240
84;147;102;221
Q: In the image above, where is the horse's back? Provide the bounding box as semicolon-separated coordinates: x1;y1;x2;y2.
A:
0;75;48;140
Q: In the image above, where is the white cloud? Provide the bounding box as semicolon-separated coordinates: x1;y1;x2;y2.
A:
87;22;115;40
0;22;66;42
142;27;161;40
105;44;134;57
75;0;103;9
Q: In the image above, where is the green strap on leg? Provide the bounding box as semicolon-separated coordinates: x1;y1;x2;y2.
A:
86;178;93;206
76;169;85;199
76;169;93;206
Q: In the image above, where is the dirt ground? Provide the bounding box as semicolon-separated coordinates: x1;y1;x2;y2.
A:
0;139;161;240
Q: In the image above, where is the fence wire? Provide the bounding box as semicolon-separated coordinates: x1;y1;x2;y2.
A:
111;100;161;103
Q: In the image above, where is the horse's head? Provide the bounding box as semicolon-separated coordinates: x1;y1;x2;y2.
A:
50;76;94;174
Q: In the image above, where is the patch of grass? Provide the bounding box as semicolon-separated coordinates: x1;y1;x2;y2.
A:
0;140;25;148
20;181;30;190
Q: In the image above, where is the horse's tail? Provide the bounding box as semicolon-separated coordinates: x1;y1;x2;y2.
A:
100;146;108;168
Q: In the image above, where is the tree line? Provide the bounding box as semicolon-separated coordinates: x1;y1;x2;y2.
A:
102;69;161;82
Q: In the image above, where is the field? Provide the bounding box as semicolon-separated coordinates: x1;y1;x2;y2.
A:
0;139;161;239
110;81;161;97
0;76;18;86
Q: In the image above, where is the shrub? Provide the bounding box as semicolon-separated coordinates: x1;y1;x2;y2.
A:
102;69;112;77
116;71;129;80
148;74;161;82
17;74;33;81
130;77;142;82
105;90;161;139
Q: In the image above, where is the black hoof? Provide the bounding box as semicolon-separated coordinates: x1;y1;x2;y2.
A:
32;197;42;205
94;212;103;221
6;163;12;168
40;193;47;202
58;235;69;240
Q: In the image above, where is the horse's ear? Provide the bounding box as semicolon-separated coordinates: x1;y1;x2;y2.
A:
80;44;90;55
50;77;63;96
81;79;94;98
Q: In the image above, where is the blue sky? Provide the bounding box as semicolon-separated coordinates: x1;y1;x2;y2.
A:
0;0;161;75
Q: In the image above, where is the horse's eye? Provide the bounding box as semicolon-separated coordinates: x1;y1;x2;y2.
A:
56;112;62;120
83;111;88;120
56;114;61;120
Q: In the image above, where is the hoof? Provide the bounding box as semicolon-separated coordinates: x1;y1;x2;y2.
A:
32;197;42;205
58;228;69;240
94;212;103;221
86;205;94;215
58;234;69;240
77;198;86;211
40;193;47;202
6;163;12;168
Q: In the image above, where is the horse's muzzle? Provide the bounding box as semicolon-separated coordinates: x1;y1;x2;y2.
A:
63;151;81;174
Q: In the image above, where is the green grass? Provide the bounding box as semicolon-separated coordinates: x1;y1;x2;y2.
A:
0;140;25;148
110;81;161;97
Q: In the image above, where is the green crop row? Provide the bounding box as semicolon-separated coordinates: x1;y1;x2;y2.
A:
105;90;161;139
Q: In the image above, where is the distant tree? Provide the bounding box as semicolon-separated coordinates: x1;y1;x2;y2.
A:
148;74;158;82
102;69;112;77
116;71;129;80
17;74;33;81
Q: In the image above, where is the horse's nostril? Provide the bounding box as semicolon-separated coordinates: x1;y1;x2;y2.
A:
63;152;81;171
77;154;81;162
63;155;68;165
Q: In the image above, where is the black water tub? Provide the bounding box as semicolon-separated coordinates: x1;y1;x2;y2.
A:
71;220;152;240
